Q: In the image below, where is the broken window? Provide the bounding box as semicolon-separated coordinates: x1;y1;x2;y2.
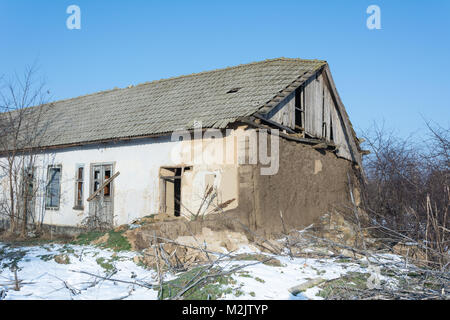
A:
93;167;101;193
91;164;113;198
46;165;62;210
74;165;84;209
104;168;111;197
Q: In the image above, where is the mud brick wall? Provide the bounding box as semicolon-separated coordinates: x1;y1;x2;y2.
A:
233;138;359;237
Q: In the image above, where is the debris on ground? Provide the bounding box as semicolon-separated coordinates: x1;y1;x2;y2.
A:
0;207;448;300
54;254;70;264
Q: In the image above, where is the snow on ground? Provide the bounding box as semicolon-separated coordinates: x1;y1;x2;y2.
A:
0;241;402;300
223;253;402;300
0;243;158;300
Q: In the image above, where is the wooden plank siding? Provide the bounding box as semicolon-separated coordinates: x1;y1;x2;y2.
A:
265;90;296;130
323;84;332;141
266;69;355;162
304;74;321;137
330;97;352;160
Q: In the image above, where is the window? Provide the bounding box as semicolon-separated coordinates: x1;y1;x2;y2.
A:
104;168;111;197
93;167;101;193
46;166;62;209
91;164;113;199
74;165;84;209
295;86;304;131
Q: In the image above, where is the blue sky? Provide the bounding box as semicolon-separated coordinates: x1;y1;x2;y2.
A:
1;0;449;138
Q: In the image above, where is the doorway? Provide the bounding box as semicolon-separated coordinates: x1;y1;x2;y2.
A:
160;167;191;217
89;163;114;227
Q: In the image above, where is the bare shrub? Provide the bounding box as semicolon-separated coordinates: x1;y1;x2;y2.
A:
361;122;449;270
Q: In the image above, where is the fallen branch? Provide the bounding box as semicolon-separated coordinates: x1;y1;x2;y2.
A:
170;256;276;300
69;270;155;290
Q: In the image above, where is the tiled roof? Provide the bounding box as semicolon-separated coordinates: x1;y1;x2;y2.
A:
7;58;327;148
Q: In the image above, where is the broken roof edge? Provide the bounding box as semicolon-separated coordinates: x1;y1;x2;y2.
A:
254;63;327;116
247;62;363;169
321;65;364;170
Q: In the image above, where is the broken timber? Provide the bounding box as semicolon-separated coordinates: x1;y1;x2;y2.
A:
239;117;336;149
87;171;120;202
252;113;296;134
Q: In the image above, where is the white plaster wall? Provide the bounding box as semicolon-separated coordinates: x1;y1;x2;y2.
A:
0;130;245;228
15;136;184;227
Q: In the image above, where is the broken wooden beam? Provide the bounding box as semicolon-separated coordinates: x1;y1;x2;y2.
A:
87;171;120;202
252;113;296;134
238;117;336;149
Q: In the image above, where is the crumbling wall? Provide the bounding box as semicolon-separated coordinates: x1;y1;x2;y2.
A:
123;138;361;244
231;138;360;237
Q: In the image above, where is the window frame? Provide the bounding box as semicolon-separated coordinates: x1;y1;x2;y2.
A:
45;165;62;210
73;164;85;210
89;162;115;201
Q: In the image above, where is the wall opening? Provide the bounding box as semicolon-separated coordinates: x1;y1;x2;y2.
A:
295;86;304;132
89;163;115;228
160;166;191;217
329;112;334;142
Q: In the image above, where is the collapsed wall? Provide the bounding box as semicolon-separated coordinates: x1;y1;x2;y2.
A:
123;137;362;247
232;137;360;237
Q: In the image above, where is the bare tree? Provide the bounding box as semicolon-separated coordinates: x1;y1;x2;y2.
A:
0;63;52;236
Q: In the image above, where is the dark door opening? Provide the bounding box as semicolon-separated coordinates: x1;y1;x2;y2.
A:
173;168;182;217
295;86;305;132
160;167;191;217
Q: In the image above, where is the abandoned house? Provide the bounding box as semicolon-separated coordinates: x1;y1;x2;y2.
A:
0;58;365;235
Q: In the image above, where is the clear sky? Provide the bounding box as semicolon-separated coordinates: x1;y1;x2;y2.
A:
1;0;449;139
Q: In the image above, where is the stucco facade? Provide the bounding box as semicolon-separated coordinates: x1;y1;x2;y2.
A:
0;127;267;228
